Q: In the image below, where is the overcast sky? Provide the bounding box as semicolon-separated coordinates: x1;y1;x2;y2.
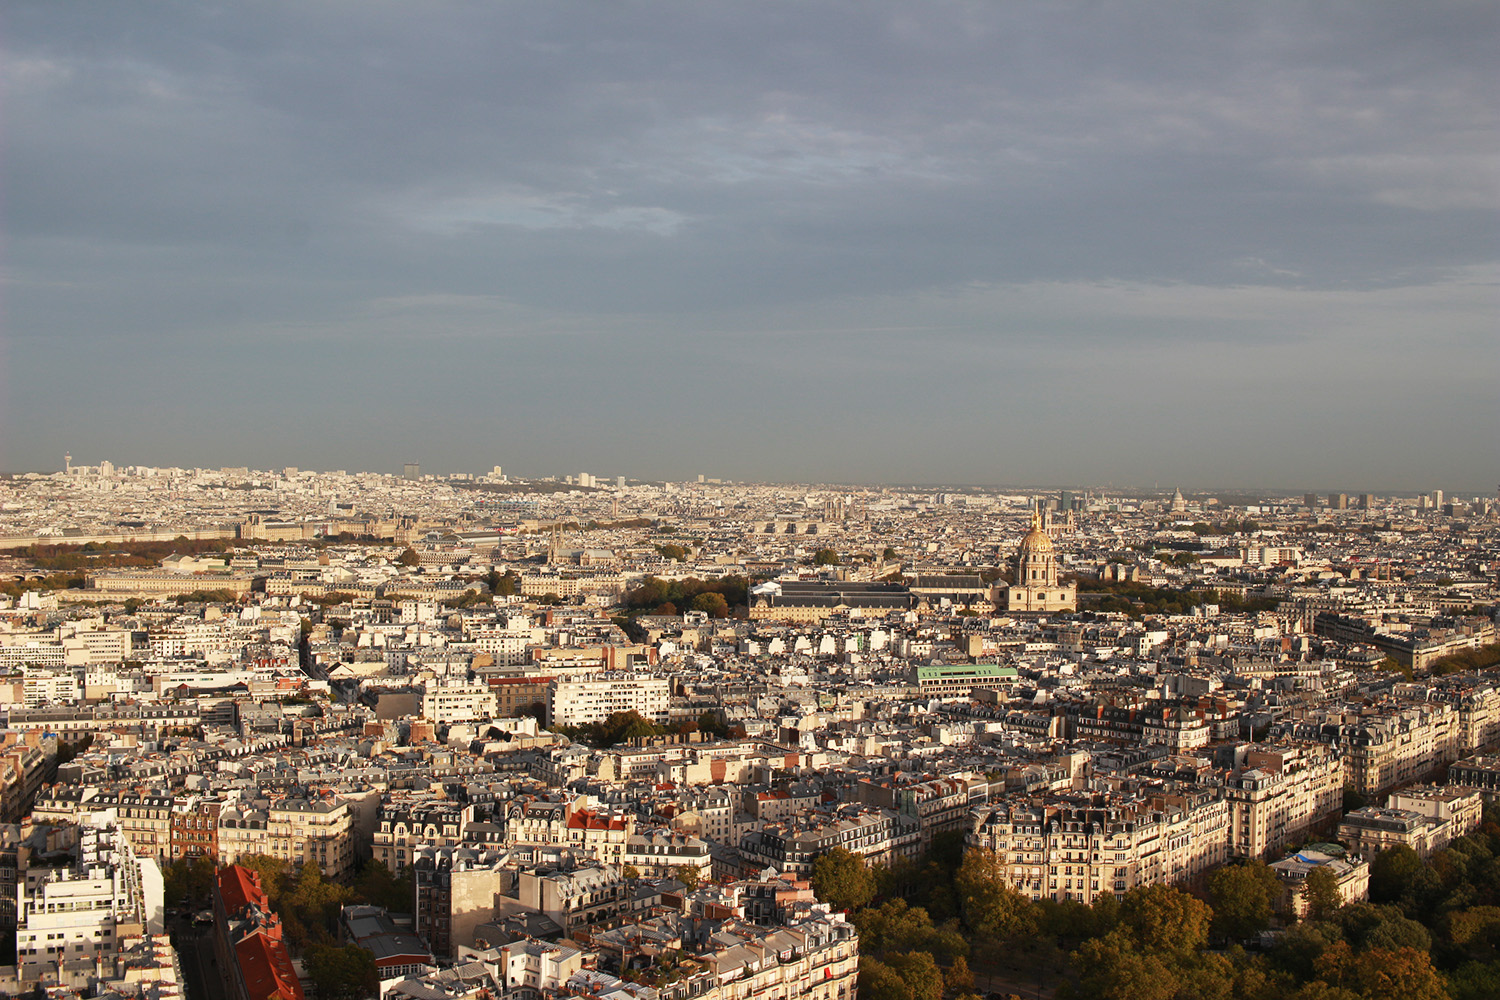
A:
3;2;1496;491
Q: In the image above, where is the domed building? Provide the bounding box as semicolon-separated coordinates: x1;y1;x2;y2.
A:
1000;510;1076;613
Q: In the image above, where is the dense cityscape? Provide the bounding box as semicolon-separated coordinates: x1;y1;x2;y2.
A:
5;3;1494;1000
0;463;1497;1000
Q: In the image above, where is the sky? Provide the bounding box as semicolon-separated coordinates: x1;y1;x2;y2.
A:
2;1;1496;492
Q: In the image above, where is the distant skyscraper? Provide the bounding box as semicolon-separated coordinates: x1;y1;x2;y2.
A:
1329;493;1347;510
404;462;420;480
1431;489;1445;507
1303;493;1319;509
492;465;503;479
616;476;626;489
1359;494;1375;510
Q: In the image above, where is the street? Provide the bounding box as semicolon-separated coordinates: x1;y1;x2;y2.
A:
168;914;217;1000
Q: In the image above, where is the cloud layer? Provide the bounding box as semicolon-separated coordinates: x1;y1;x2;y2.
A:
4;1;1496;489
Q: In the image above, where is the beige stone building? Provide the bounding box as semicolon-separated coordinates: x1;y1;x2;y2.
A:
1000;511;1076;613
1269;848;1369;918
969;787;1230;904
1338;785;1483;860
1224;745;1344;859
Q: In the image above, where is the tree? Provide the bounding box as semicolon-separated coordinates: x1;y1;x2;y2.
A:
690;592;730;617
1337;903;1431;953
304;943;378;1000
164;854;218;907
943;955;975;995
813;548;840;566
1063;929;1181;1000
812;847;876;912
1303;866;1343;921
1343;946;1450;1000
396;547;420;567
860;957;914;1000
1118;884;1211;956
953;848;1035;938
1446;905;1500;964
884;952;944;1000
882;547;898;561
622;865;641;881
352;859;414;913
674;865;702;891
1369;846;1424;904
696;711;729;739
656;544;688;561
1449;959;1500;1000
1207;861;1281;940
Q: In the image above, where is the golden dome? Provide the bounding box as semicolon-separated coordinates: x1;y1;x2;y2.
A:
1018;511;1053;555
1018;525;1053;555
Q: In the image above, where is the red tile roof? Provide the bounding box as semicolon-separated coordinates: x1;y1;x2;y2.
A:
218;864;265;914
235;931;306;1000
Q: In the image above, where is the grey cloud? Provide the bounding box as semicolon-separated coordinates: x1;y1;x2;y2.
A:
2;1;1495;487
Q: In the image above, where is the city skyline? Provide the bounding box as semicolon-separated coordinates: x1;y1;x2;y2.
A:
8;454;1497;500
3;3;1496;489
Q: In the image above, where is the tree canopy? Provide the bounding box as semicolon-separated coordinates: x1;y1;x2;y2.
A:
812;847;876;912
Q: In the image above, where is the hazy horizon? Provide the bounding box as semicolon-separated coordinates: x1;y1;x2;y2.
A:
3;3;1495;490
4;462;1487;500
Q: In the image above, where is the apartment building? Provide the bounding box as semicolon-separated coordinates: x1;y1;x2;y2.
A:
89;791;176;864
1292;702;1460;799
0;736;54;824
14;825;164;983
413;847;511;960
516;864;629;934
1338;785;1483;859
1447;755;1500;801
547;673;671;727
565;806;634;869
372;799;475;873
913;662;1018;701
266;797;356;878
1223;745;1345;858
1269;849;1370;918
969;787;1230;904
421;678;497;724
60;626;136;665
485;675;553;717
739;806;921;875
620;830;713;880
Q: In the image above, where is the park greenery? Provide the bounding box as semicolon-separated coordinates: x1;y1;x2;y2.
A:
13;536;241;571
1077;581;1280;619
622;575;750;617
806;814;1500;1000
549;709;730;748
1425;643;1500;677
